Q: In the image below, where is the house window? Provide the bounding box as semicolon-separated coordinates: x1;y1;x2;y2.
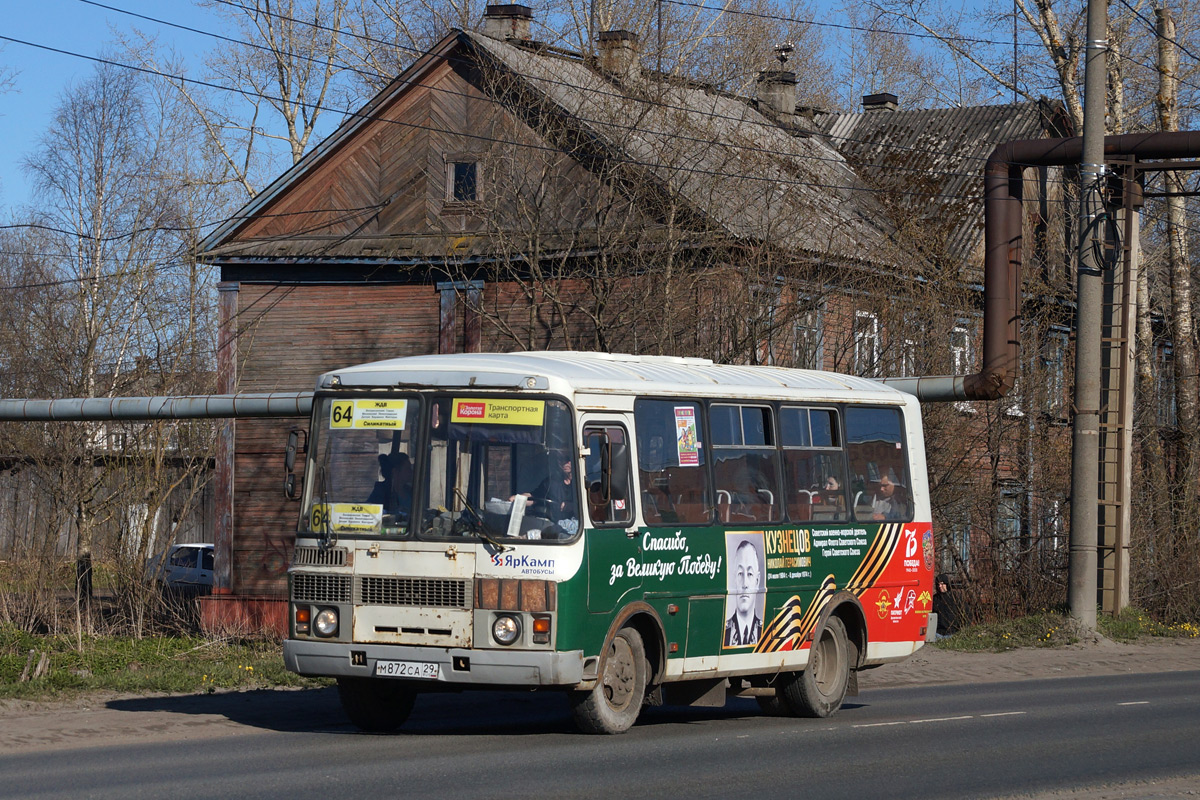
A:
951;322;975;413
997;490;1023;569
950;322;973;374
793;303;823;369
942;498;971;571
852;311;879;377
1037;498;1064;557
1003;377;1024;417
1156;344;1176;426
446;161;478;203
749;283;781;365
1043;329;1069;420
899;339;917;378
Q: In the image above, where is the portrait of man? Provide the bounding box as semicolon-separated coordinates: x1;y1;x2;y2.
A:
724;533;766;648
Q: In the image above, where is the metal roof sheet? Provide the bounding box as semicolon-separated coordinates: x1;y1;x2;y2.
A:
815;101;1057;263
460;32;904;264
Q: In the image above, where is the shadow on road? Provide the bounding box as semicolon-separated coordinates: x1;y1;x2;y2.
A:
103;687;826;736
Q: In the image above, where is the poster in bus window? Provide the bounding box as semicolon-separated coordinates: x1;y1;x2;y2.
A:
723;532;766;648
674;407;699;466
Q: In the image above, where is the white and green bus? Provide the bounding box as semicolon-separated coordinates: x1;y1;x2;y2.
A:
282;352;936;733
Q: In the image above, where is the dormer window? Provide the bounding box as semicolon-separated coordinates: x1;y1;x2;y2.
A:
446;160;478;203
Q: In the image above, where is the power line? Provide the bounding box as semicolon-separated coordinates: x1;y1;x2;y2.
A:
0;29;1011;216
0;200;391;242
200;0;1059;171
15;1;1172;260
659;0;1043;49
76;0;1028;181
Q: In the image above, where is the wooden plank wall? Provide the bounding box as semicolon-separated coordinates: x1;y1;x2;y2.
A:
230;283;439;595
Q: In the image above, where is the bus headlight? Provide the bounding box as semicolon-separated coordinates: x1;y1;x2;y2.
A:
492;614;521;646
314;608;339;637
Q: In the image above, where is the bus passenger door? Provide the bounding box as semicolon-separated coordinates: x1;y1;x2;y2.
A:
581;419;642;612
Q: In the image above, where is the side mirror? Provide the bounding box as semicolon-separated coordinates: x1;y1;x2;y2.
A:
284;427;307;500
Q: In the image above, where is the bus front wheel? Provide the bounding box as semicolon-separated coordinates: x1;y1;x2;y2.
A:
337;676;416;733
570;626;647;734
782;615;850;718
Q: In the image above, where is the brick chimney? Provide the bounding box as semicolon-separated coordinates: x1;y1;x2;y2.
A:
862;92;899;112
597;30;639;78
756;70;797;118
483;4;533;41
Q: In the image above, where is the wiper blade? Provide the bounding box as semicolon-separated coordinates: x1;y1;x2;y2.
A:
453;489;510;552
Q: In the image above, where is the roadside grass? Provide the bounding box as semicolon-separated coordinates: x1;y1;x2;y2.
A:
5;607;1198;701
934;607;1200;652
0;626;330;701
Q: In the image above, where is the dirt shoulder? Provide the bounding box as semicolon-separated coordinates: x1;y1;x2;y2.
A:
857;635;1200;690
1;637;1198;754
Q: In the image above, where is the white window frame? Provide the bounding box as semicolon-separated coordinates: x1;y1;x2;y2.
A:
899;338;917;378
793;302;824;370
951;322;975;414
1156;344;1176;426
444;159;480;204
749;283;781;365
853;311;879;377
1044;329;1068;419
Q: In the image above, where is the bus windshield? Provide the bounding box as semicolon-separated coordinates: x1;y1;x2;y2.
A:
303;396;422;538
302;394;578;543
422;396;578;543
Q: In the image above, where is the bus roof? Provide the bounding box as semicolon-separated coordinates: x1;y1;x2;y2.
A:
318;352;912;405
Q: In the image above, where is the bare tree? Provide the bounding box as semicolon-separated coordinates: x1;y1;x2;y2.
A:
122;0;351;199
0;62;222;633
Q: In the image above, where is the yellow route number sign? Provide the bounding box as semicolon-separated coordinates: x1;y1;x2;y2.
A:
329;399;408;429
311;503;383;533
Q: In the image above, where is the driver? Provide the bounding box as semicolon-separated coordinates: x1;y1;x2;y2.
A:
368;451;415;519
513;451;578;527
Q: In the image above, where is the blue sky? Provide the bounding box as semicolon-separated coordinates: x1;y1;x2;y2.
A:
0;0;215;209
0;0;1014;213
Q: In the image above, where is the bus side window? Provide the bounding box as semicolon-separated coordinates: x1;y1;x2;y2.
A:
584;425;633;527
780;406;847;522
845;406;911;523
710;404;780;524
635;399;710;525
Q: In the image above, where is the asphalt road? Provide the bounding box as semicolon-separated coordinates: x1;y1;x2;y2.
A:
4;670;1198;800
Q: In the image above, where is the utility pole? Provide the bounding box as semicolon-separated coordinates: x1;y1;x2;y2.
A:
1069;0;1108;632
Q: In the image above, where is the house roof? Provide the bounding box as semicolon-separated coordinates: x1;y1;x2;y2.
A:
198;29;1060;272
813;100;1067;262
461;30;902;265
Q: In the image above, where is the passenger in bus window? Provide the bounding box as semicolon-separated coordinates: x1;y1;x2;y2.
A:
724;538;764;647
870;473;908;521
817;474;844;510
368;452;415;520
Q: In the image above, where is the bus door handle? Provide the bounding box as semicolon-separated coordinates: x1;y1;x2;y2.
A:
626;530;636;539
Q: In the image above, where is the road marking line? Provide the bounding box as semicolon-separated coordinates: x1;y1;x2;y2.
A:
910;716;974;724
1118;701;1150;706
853;721;909;728
981;712;1027;718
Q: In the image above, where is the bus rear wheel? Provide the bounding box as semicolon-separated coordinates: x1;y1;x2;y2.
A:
781;616;850;718
337;676;416;732
570;626;647;734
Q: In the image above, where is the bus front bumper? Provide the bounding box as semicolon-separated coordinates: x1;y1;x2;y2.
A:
284;639;586;687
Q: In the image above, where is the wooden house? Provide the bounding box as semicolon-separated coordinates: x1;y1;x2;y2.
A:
196;4;1067;628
